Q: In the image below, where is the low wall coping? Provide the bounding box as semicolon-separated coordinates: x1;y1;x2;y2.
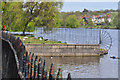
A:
25;44;100;46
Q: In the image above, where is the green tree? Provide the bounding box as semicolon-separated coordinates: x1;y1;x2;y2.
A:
79;18;85;26
0;1;1;29
2;2;24;31
22;2;63;35
82;8;89;13
113;14;120;29
111;12;118;27
66;15;80;28
74;11;81;17
54;12;62;28
2;2;63;35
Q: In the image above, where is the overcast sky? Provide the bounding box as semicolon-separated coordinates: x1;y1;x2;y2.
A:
61;2;118;12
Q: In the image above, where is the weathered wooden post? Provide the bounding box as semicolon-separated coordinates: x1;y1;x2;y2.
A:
56;68;62;80
49;63;55;80
31;53;35;79
67;73;71;80
27;52;32;79
42;60;47;80
34;56;38;78
19;44;25;73
23;52;26;77
38;57;42;80
25;52;29;78
30;53;34;78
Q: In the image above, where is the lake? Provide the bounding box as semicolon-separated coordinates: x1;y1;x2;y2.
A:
34;28;119;78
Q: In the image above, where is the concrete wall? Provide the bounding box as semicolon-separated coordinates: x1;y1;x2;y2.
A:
2;39;20;79
25;44;100;57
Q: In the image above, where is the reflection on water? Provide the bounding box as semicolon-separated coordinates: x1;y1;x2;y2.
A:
34;28;100;44
42;57;100;78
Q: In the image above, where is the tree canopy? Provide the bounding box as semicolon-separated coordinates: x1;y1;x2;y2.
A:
66;15;80;28
2;2;63;35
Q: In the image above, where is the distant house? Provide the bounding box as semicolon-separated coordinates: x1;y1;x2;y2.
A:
106;14;112;22
92;15;104;24
92;14;112;25
107;18;112;22
80;13;112;26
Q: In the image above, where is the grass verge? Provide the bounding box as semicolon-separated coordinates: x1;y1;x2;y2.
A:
15;35;64;44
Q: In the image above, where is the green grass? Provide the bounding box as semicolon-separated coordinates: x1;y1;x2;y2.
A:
15;35;65;44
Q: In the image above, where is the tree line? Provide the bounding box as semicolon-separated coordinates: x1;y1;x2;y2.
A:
60;9;119;28
2;2;120;35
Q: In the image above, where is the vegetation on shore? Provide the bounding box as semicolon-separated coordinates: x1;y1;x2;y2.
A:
59;25;117;29
2;2;120;35
15;35;65;44
60;11;119;29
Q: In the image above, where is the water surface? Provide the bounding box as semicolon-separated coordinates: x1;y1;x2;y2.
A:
34;28;118;78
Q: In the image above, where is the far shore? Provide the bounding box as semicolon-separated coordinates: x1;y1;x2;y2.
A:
6;27;119;35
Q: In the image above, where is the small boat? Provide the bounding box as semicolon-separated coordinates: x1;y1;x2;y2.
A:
110;56;120;59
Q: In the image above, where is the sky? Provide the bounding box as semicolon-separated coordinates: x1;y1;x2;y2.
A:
61;2;118;12
63;0;119;2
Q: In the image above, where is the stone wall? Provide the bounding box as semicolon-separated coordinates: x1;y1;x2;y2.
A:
25;44;100;57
